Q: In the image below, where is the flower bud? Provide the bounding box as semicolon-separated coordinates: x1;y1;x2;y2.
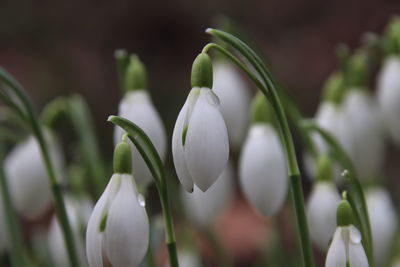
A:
181;160;234;229
172;83;229;192
212;60;251;149
366;187;397;266
377;55;400;146
307;181;340;250
4;131;64;219
239;123;288;216
114;89;166;187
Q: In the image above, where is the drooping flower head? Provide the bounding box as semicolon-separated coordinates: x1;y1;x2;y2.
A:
4;131;64;219
172;53;229;192
86;138;149;267
307;155;341;251
114;55;167;188
212;60;251;149
239;93;288;216
325;194;369;267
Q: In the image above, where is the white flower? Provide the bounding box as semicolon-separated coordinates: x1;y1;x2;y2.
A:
341;89;385;180
377;56;400;146
4;132;64;219
213;61;251;149
181;160;234;229
325;225;369;267
48;195;93;267
86;174;149;267
172;87;229;192
307;182;341;251
304;102;348;180
114;90;166;187
366;187;397;266
239;123;288;215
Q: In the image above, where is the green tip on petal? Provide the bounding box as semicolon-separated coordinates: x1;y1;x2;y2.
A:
316;154;333;182
125;54;148;91
191;53;213;88
250;91;277;127
99;213;108;232
336;195;353;227
322;72;345;105
384;16;400;55
113;139;132;174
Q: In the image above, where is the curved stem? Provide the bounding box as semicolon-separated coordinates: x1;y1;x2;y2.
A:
0;68;79;267
202;33;315;267
0;145;27;267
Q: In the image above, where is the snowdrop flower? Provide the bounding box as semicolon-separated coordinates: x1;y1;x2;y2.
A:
48;195;93;267
4;131;64;219
307;155;341;251
181;160;234;229
86;140;149;267
114;55;166;187
304;73;349;180
172;53;229;192
341;89;385;180
213;60;251;149
239;93;288;215
377;55;400;146
366;187;397;266
165;250;202;267
326;196;369;267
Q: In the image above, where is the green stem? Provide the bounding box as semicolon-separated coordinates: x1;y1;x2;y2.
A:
0;145;27;267
202;32;315;267
0;68;79;267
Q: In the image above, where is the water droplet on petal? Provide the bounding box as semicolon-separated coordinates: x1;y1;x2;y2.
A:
348;225;362;244
138;194;146;207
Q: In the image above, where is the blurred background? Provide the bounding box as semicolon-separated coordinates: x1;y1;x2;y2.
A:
1;0;400;266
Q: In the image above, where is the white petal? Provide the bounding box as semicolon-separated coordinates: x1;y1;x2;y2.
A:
105;174;149;267
348;240;369;267
172;101;194;192
185;88;229;191
4;132;64;219
86;174;120;267
307;182;341;251
326;228;347;267
341;90;386;180
114;90;167;186
239;124;288;215
213;61;251;149
366;187;397;265
181;160;234;228
377;56;400;145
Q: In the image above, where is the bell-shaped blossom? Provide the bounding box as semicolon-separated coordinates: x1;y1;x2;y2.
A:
181;160;234;229
114;90;166;187
213;61;251;149
307;182;341;250
48;195;93;267
172;87;229;192
366;187;397;266
326;225;369;267
239;123;288;215
304;102;348;180
377;56;400;146
86;173;149;267
4;132;64;219
341;89;385;180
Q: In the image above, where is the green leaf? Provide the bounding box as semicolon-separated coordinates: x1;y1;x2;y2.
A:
107;115;163;186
